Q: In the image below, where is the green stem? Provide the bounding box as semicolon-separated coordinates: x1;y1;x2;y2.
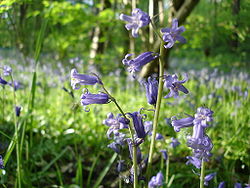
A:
101;86;134;140
132;145;138;188
118;155;122;188
146;41;165;179
101;85;138;188
10;74;21;188
150;20;164;42
2;86;5;123
200;159;205;188
166;156;170;186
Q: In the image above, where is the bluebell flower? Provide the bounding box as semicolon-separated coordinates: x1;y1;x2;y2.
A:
171;116;194;132
187;135;213;162
143;76;158;106
193;107;214;128
71;68;101;90
155;133;164;140
0;155;4;169
3;65;12;76
164;73;189;98
107;142;120;153
161;18;186;48
235;183;242;188
244;184;250;188
148;171;164;188
0;77;8;85
15;106;21;117
120;8;150;38
127;138;142;163
160;149;168;160
122;52;158;75
127;111;146;139
170;137;180;148
117;160;125;172
113;132;127;146
204;172;216;186
144;121;153;134
81;91;109;106
218;182;226;188
185;107;214;162
186;156;201;169
8;80;23;91
103;113;129;139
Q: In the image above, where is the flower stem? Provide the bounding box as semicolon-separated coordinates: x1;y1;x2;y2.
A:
2;86;5;123
101;85;138;188
166;156;170;186
10;74;21;188
150;20;164;42
200;159;205;188
146;40;165;179
132;145;138;188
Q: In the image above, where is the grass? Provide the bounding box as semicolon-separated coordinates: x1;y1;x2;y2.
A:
0;59;249;187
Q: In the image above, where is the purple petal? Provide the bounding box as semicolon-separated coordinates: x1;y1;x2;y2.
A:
119;14;133;22
178;85;189;94
172;18;178;29
176;35;187;43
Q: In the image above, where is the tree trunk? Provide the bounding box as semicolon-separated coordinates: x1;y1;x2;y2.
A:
231;0;240;50
88;0;106;65
140;0;200;78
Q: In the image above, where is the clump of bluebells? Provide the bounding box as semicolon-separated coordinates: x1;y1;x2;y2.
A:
172;107;214;169
70;7;217;188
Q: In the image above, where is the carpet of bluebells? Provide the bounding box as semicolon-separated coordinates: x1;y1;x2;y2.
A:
0;49;249;187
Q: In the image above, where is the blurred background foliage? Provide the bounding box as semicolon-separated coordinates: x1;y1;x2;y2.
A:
0;0;249;73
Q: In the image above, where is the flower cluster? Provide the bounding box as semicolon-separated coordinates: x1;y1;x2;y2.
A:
164;73;189;98
120;8;150;38
161;18;186;48
70;68;109;110
148;171;164;188
172;107;214;168
122;52;159;77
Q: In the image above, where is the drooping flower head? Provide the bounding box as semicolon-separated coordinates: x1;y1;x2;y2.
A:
0;77;8;85
3;65;12;76
117;160;125;172
193;107;214;128
164;73;189;98
204;172;216;186
218;182;226;188
161;18;186;48
186;107;214;162
127;138;142;164
71;69;101;90
103;112;129;139
148;171;164;188
143;76;158;106
122;52;158;76
8;80;23;91
172;115;194;132
186;156;201;169
15;106;21;117
127;111;146;139
170;137;180;148
81;90;109;109
107;142;120;153
120;8;150;38
234;183;242;188
155;133;164;140
0;155;4;169
160;149;168;160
